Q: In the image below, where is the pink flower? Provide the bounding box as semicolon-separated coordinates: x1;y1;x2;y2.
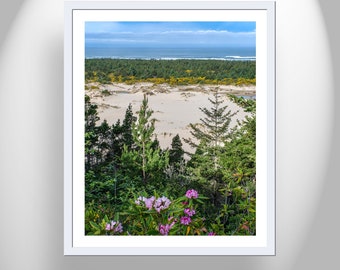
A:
208;232;216;236
184;208;196;217
185;189;198;199
159;224;169;235
159;219;176;235
158;224;171;235
105;220;123;234
168;216;177;228
144;196;155;210
114;223;123;233
105;223;111;231
154;196;171;213
180;216;191;225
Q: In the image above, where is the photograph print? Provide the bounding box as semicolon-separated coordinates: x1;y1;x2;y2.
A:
84;21;257;237
65;2;275;255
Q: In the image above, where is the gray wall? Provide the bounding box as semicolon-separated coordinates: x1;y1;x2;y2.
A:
0;0;339;269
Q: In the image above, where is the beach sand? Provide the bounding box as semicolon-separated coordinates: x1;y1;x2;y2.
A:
86;82;255;153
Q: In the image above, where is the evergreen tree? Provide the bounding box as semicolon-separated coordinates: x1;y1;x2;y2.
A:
184;89;238;149
184;90;242;217
169;134;185;166
105;104;137;164
85;95;100;171
106;119;122;164
132;94;156;183
184;89;238;170
96;119;111;164
221;95;256;183
120;94;169;186
121;103;136;149
85;95;99;130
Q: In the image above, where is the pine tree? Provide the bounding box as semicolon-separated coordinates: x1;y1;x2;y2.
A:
103;104;136;165
120;94;169;186
96;119;111;164
85;95;99;131
184;89;238;170
85;95;100;171
164;134;189;196
132;94;155;183
121;103;136;149
184;89;238;150
184;89;240;211
169;134;185;166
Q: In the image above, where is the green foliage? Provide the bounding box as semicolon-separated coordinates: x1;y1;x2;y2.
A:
84;87;256;236
181;90;256;234
85;190;213;236
121;103;136;149
85;201;115;235
228;94;256;113
184;89;238;209
85;95;100;170
184;89;237;150
119;94;169;187
169;134;185;167
85;59;255;85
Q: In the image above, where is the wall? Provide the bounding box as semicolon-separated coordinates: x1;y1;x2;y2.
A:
0;1;338;269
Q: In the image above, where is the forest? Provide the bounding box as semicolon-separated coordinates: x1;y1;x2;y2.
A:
85;58;256;86
84;58;256;236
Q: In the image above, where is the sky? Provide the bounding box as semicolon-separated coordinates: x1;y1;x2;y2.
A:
85;22;256;48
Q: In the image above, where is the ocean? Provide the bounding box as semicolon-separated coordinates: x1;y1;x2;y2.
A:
85;46;256;61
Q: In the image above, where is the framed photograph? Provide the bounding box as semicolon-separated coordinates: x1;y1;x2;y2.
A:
64;1;275;255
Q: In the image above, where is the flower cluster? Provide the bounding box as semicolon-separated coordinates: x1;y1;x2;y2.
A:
178;189;199;226
133;190;203;234
180;216;191;225
135;195;171;213
185;189;199;199
180;208;196;226
154;196;171;213
158;217;177;235
158;224;172;235
105;220;123;234
184;208;196;217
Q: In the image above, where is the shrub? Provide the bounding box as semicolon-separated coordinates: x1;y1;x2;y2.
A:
85;189;221;236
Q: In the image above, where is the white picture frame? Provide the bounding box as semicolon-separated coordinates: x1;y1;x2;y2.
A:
64;1;276;255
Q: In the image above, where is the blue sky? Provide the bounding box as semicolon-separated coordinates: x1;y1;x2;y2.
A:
85;22;256;48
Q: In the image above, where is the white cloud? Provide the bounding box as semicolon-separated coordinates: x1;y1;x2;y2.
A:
85;23;256;47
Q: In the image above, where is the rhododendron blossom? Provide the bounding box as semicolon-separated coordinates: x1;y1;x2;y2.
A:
154;196;171;213
185;189;198;199
105;220;123;233
158;224;171;235
180;216;191;225
184;208;196;216
158;221;176;235
144;196;155;210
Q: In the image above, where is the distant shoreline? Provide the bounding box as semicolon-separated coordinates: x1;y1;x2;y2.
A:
85;56;256;61
85;46;256;61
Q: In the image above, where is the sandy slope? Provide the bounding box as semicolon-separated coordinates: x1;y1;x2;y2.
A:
86;82;255;153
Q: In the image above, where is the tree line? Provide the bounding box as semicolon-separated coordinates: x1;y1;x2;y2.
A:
85;58;256;85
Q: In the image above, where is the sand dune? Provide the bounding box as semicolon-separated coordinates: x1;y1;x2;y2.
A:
86;82;255;152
